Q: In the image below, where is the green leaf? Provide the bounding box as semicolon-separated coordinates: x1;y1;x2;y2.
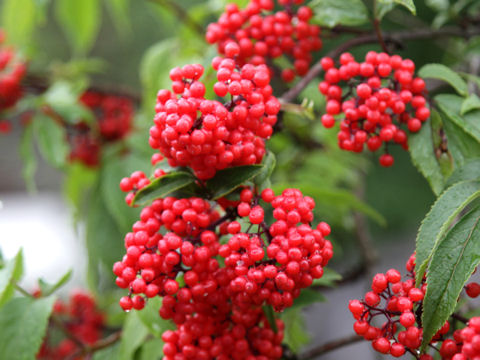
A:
133;172;196;206
436;94;480;144
19;123;37;192
312;267;342;287
421;206;480;349
206;165;264;200
418;64;468;96
408;110;445;195
280;308;310;353
93;344;120;360
54;0;101;55
375;2;396;19
262;305;278;333
461;94;480;115
1;0;36;48
254;151;276;189
33;113;69;169
136;297;173;338
310;0;369;27
119;310;150;360
105;0;131;36
290;289;326;310
392;0;416;14
64;162;98;219
0;296;55;360
415;180;480;284
446;159;480;187
139;339;163;360
38;269;72;297
0;249;23;307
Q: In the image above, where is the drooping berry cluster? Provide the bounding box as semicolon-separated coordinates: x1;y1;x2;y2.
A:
318;51;430;167
453;317;480;360
37;291;105;360
206;0;322;82
0;29;27;133
113;187;332;359
67;91;134;167
149;60;280;180
349;253;463;359
119;170;152;205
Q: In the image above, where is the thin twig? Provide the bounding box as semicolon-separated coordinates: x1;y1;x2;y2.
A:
280;26;480;103
298;334;363;360
148;0;204;34
66;331;122;360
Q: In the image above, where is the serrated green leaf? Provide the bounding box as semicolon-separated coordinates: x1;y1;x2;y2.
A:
418;64;468;96
254;151;276;190
34;113;69;168
436;94;480;143
0;249;23;306
1;0;36;48
19;123;37;192
38;269;72;297
408;110;445;195
421;206;480;350
136;297;173;338
132;172;196;206
310;0;369;27
446;159;480;187
312;267;342;287
119;310;150;360
0;296;55;360
206;165;264;200
280;308;310;352
415;180;480;284
461;94;480;115
54;0;101;55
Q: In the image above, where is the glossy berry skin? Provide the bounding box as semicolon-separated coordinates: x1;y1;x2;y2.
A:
318;51;430;167
206;0;321;82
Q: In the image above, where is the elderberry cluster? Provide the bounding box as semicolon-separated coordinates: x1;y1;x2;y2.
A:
113;187;332;359
149;60;280;180
349;253;463;359
68;91;134;167
37;291;105;360
206;0;322;83
0;29;27;133
318;51;430;167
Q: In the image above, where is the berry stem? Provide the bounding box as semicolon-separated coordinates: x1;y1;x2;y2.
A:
297;333;363;360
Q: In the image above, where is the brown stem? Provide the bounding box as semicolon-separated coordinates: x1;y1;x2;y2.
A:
373;19;389;53
148;0;204;35
280;26;480;103
451;312;469;324
298;334;363;360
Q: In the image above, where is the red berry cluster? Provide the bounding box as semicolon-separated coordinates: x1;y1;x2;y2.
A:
119;170;153;205
206;0;322;82
0;29;27;133
349;253;461;359
37;291;105;360
453;317;480;360
149;60;279;180
113;187;332;359
318;51;430;167
67;91;135;167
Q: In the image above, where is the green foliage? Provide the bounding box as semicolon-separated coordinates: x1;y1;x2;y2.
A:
136;297;173;338
19;123;37;192
414;180;480;284
461;94;480;115
310;0;369;27
0;249;23;307
378;0;416;15
206;165;264;199
312;267;342;287
33;113;69;169
281;308;310;353
119;310;151;360
0;296;55;360
1;0;36;48
446;159;480;187
418;64;469;96
421;206;480;349
37;269;72;297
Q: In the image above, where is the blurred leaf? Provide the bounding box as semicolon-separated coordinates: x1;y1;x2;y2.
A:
1;0;36;48
376;2;396;19
408;111;445;195
310;0;369;27
281;308;310;353
19;123;37;192
0;249;23;307
421;206;480;350
254;151;276;190
415;180;480;284
139;338;163;360
312;267;342;287
418;64;468;96
262;305;278;333
105;0;131;36
64;162;98;220
290;289;326;310
55;0;101;55
33;113;69;169
119;310;150;360
446;158;480;187
133;172;196;207
93;344;120;360
436;94;480;143
0;296;55;360
425;0;448;11
378;0;416;15
461;94;480;115
38;269;72;297
206;165;264;200
136;297;173;338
